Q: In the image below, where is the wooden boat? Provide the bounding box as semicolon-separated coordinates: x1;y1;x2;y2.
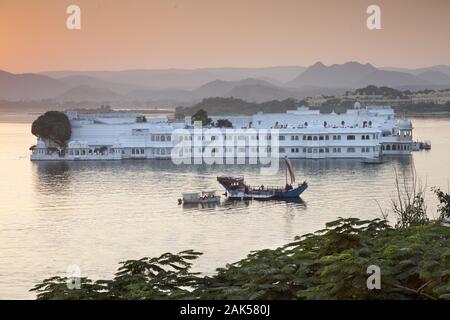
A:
217;157;308;200
421;140;431;150
362;157;384;164
181;190;220;204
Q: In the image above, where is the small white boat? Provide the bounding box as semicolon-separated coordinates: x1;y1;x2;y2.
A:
181;190;220;204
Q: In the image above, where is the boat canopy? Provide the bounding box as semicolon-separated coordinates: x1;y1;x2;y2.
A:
182;192;201;201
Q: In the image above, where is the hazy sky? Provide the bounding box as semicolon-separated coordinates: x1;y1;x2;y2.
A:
1;0;449;73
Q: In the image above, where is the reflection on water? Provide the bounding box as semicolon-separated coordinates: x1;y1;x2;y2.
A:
0;118;449;298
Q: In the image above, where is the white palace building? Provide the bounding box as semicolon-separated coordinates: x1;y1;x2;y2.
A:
30;103;413;161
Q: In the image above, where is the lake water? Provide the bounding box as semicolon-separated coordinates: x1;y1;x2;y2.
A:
0;113;449;299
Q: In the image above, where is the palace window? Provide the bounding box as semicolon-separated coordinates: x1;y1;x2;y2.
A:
347;135;356;140
347;147;356;153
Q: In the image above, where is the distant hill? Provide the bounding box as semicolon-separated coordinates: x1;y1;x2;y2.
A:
191;79;238;98
58;75;143;94
176;97;303;116
41;66;306;90
225;82;295;103
416;70;450;85
192;78;296;102
286;62;432;89
1;63;450;104
381;65;450;77
56;85;123;102
0;70;66;100
124;88;191;102
361;69;432;87
351;85;407;98
287;61;377;88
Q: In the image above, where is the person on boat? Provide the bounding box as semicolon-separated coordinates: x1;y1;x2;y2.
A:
261;184;264;190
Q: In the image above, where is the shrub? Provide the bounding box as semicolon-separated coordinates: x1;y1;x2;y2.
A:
433;187;450;220
31;218;450;300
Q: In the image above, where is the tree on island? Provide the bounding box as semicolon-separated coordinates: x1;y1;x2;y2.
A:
215;119;233;128
191;109;212;126
31;111;72;147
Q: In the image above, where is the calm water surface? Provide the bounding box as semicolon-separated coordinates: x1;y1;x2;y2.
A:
0;112;449;299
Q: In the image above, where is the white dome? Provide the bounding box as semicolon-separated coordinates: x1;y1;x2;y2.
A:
68;140;89;148
397;119;412;129
354;101;361;109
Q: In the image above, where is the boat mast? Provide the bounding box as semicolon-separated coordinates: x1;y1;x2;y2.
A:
285;162;288;185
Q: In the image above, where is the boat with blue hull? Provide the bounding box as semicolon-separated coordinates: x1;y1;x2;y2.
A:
217;157;308;200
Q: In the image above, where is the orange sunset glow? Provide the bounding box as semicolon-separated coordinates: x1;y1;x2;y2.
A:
0;0;449;73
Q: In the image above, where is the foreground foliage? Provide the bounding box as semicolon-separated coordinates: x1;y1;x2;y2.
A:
32;218;450;300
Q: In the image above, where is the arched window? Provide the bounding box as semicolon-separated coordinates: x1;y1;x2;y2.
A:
366;135;370;140
386;145;391;151
341;121;345;126
324;121;327;127
362;135;365;140
392;144;397;151
304;122;308;127
313;136;318;141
